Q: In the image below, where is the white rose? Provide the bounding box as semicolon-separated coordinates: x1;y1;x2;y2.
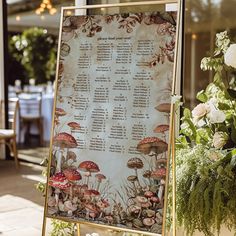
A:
212;132;228;149
192;103;210;119
208;109;226;123
224;44;236;68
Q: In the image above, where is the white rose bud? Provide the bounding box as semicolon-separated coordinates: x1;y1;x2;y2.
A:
192;103;210;119
212;132;228;149
224;44;236;68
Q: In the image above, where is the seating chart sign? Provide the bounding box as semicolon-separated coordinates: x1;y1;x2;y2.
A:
46;11;177;235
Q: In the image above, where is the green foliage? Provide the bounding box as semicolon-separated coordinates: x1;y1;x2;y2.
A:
50;219;76;236
176;146;236;236
9;27;57;84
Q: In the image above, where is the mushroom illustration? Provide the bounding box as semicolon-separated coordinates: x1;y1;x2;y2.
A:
135;196;152;218
127;175;138;195
66;151;77;166
145;209;156;218
104;215;113;224
137;137;168;165
53;132;78;172
151;168;166;204
63;168;82;199
96;199;110;217
49;172;71;205
54;108;66;128
143;218;155;227
150;196;160;209
61;43;70;57
155;103;171;113
151;168;166;180
95;173;106;191
59;200;77;216
67;122;80;134
144;190;154;198
80;184;88;194
150;168;166;204
55;107;67;117
48;196;57;207
58;62;64;77
127;157;143;189
78;161;100;185
154;124;169;141
137;137;168;155
143;170;152;186
84;189;100;202
128;205;141;215
84;203;99;219
155;103;171;122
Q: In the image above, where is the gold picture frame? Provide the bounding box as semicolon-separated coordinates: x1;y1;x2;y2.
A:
42;1;182;235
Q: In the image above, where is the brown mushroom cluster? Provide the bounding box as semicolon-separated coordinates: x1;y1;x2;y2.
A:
123;154;166;233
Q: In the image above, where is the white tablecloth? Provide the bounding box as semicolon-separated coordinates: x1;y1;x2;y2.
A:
16;93;54;143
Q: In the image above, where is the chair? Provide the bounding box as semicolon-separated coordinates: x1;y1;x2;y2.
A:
0;98;19;168
18;92;44;146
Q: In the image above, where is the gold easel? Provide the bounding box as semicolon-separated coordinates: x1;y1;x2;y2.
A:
42;1;182;235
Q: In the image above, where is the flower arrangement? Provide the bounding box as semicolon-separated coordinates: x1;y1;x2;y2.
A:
176;31;236;235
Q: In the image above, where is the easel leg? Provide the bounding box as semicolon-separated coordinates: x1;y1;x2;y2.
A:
77;223;81;236
42;216;47;236
172;110;176;236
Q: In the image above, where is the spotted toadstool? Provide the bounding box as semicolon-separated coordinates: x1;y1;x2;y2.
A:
78;161;100;185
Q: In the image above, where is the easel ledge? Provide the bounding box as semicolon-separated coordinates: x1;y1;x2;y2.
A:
42;1;181;236
47;215;162;236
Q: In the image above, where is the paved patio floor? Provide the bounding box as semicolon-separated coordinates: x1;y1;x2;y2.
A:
0;160;44;236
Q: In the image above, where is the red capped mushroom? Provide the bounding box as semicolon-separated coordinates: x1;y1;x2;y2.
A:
127;157;143;188
144;191;154;198
151;167;166;180
78;161;100;185
63;168;82;199
55;107;67;117
137;137;168;155
154;124;169;133
63;168;81;181
53;132;78;172
49;172;71;205
67;122;80;134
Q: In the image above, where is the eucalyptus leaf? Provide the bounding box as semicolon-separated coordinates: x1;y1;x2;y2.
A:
197;90;208;102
